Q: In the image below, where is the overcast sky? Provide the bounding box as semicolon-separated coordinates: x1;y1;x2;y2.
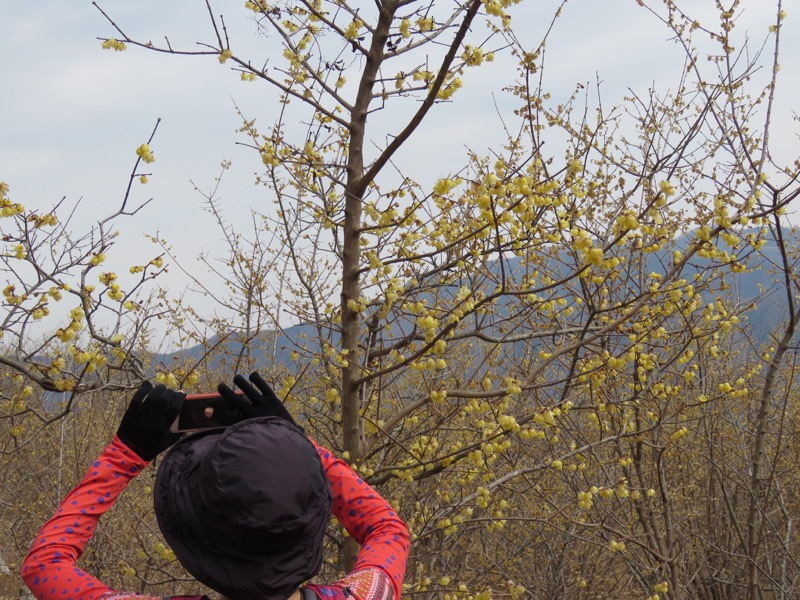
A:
2;0;797;344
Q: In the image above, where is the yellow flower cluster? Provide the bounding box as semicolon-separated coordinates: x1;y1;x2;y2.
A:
155;372;179;388
1;182;25;218
56;307;85;343
497;414;519;432
68;343;108;374
460;44;484;66
417;16;434;32
343;19;364;40
27;212;58;228
30;303;50;320
218;49;233;64
244;0;267;11
430;390;447;402
437;76;462;100
135;143;155;164
608;540;626;552
99;272;116;285
101;38;127;51
107;282;124;301
399;19;411;38
3;284;24;305
412;69;434;85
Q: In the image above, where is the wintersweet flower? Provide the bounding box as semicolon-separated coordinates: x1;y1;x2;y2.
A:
670;427;689;441
399;19;411;38
578;491;593;509
461;44;484;66
155;372;179;388
108;283;124;301
659;180;676;197
101;38;127;51
136;144;155;164
62;320;80;339
98;272;117;285
344;20;362;40
609;540;626;552
417;16;433;31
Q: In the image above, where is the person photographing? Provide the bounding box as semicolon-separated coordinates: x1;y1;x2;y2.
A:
22;373;410;600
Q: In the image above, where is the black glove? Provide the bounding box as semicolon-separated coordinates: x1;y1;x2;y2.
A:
116;381;185;461
215;372;301;430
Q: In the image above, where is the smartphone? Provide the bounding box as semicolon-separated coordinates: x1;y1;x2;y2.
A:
170;391;243;433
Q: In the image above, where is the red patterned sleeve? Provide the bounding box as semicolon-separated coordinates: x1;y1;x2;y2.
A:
309;440;410;599
21;436;152;600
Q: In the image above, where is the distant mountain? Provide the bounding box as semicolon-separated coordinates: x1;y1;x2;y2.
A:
154;229;797;369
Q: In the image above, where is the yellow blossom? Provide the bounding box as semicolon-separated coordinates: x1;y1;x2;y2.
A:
417;16;434;32
577;491;593;509
670;427;688;442
136;144;155;164
609;540;626;552
437;77;462;100
101;38;127;51
108;283;124;301
430;390;447;402
461;44;484;66
659;180;676;197
343;19;363;40
99;272;117;285
155;372;179;388
399;19;411;38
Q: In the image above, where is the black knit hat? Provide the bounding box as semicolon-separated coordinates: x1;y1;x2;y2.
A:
154;417;332;600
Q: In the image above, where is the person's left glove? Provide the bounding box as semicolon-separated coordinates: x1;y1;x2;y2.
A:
116;381;185;461
214;372;302;430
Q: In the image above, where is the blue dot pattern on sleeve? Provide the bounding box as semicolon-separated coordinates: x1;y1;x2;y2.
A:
305;440;410;600
21;437;148;600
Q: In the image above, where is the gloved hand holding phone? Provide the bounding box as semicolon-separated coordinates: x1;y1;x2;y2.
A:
116;381;185;461
212;372;302;430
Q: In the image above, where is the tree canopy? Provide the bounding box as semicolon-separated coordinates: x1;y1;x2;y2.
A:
3;1;800;598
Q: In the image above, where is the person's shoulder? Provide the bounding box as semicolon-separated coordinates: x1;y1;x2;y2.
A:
98;594;209;600
304;567;394;600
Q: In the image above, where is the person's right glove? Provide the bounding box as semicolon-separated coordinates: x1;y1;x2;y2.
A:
215;372;302;430
116;381;185;461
